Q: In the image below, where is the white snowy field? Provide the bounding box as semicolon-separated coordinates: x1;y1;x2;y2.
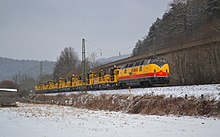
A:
50;84;220;100
0;103;220;137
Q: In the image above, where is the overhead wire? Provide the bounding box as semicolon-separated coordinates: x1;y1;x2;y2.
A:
85;39;134;57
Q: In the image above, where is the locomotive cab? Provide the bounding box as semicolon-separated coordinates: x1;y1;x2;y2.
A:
145;57;170;85
118;57;170;87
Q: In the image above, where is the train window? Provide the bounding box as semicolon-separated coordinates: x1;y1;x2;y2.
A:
146;59;150;64
125;64;129;68
150;58;159;63
149;57;166;64
124;69;127;74
128;63;133;68
135;62;140;66
120;65;126;69
139;66;142;71
159;58;166;63
140;61;144;65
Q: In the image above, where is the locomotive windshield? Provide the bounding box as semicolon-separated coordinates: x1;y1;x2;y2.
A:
146;57;167;67
150;58;166;64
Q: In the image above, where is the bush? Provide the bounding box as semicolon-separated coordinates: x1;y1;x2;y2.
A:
0;80;18;89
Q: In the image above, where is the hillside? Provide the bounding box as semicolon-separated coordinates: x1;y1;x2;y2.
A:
0;57;55;81
132;0;220;55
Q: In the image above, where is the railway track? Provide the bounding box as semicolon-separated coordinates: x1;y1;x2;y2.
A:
44;84;220;100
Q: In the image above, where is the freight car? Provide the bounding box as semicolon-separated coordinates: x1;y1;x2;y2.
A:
35;57;170;93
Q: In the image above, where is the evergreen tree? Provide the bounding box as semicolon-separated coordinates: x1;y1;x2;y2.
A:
132;0;218;56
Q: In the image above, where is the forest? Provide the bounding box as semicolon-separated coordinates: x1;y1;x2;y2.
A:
132;0;220;55
131;0;220;85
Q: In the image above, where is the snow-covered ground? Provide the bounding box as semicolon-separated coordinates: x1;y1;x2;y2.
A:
49;84;220;100
0;103;220;137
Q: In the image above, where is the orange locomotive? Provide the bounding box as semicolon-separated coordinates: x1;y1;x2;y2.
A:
118;57;170;87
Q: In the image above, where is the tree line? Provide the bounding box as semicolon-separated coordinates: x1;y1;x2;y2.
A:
132;0;220;56
0;47;99;96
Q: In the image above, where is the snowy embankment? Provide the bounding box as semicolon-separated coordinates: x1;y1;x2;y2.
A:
28;91;220;117
0;103;220;137
49;84;220;100
28;84;220;117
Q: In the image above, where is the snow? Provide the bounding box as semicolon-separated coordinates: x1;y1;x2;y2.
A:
0;88;17;92
50;84;220;100
0;103;220;137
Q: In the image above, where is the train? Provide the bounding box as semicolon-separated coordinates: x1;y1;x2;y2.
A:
35;57;170;93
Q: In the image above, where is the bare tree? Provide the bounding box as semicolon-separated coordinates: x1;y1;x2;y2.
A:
12;74;19;85
53;47;79;79
209;45;220;82
89;52;100;68
19;74;36;91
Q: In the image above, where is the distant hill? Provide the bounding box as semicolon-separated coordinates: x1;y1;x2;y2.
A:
0;54;130;81
96;54;131;65
0;57;55;80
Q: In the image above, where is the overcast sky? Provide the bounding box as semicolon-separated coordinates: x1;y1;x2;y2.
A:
0;0;171;61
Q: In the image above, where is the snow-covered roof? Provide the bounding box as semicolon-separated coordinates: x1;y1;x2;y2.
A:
0;88;18;92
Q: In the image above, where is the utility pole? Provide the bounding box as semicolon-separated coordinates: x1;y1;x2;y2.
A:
40;61;42;81
100;49;102;56
82;39;87;92
18;70;21;85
